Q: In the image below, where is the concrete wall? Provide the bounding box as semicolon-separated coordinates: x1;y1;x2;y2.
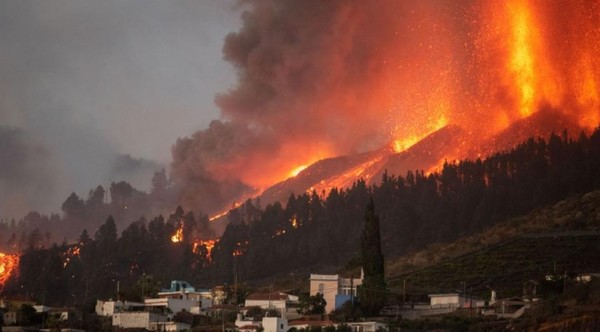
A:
245;299;286;310
429;294;464;306
112;312;157;329
263;316;288;332
310;274;339;313
144;298;198;314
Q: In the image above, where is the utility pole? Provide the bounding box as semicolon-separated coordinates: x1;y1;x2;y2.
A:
350;276;354;305
403;278;406;305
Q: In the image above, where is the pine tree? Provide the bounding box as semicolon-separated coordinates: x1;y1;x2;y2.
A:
359;197;386;316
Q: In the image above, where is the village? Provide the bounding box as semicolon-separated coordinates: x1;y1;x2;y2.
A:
3;269;590;332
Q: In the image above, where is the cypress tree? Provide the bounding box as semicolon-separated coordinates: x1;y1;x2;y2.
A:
359;197;386;316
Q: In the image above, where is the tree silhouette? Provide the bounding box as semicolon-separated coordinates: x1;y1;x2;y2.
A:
359;197;386;316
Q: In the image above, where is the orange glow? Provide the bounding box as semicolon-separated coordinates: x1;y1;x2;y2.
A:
0;252;19;288
290;215;299;228
289;165;308;178
171;225;184;243
61;246;81;268
233;240;249;257
209;210;229;222
175;1;600;216
193;239;217;262
507;0;537;118
392;115;448;153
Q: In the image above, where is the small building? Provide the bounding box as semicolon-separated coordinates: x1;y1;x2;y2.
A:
95;300;145;316
428;293;480;308
310;272;363;313
145;297;200;315
245;292;298;311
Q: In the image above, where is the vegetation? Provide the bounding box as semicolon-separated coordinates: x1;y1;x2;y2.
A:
3;128;600;309
393;232;600;298
358;198;387;316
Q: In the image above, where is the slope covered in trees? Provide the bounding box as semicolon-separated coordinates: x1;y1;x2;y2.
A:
3;128;600;306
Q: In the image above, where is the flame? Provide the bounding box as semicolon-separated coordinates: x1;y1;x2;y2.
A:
171;225;184;243
193;239;217;262
507;0;537;118
290;215;299;228
0;252;19;288
174;1;600;215
392;115;447;153
289;165;308;178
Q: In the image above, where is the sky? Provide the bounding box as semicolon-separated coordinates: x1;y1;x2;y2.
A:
0;0;240;217
1;0;598;219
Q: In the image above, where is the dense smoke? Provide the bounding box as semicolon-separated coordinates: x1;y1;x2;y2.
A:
173;0;599;214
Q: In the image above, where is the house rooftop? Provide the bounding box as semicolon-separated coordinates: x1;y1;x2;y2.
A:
246;292;289;301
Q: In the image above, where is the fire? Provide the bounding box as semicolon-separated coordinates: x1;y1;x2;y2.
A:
171;225;184;243
392;115;447;153
233;240;249;257
289;165;308;178
172;1;600;215
209;211;229;221
507;0;537;118
0;252;19;288
290;215;299;228
193;239;217;262
61;246;81;268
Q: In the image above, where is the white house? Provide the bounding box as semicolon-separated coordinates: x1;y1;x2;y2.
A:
145;297;200;315
95;300;145;316
244;292;300;319
310;272;363;313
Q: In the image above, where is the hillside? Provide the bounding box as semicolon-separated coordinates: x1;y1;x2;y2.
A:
386;190;600;297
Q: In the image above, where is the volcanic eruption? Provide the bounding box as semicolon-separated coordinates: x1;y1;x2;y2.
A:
171;0;599;216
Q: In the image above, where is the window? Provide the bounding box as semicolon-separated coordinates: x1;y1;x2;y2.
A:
318;283;324;294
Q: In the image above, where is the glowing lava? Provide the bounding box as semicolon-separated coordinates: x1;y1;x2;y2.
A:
289;165;308;178
0;253;19;288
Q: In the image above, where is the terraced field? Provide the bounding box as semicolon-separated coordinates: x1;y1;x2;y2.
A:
390;232;600;299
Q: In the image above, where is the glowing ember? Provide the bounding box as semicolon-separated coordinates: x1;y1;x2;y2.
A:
0;252;19;288
171;225;184;243
290;215;299;228
233;240;249;257
61;246;81;268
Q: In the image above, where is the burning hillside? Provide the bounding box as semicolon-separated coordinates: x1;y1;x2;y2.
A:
171;0;599;216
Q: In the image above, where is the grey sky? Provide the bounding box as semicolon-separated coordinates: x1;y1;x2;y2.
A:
0;0;240;217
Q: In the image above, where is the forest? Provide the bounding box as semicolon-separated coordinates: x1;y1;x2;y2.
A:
2;127;600;307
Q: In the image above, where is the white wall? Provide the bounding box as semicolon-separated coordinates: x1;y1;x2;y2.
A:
112;312;156;329
263;316;287;332
245;299;287;311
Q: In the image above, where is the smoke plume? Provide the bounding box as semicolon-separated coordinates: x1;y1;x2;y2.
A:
172;0;600;214
0;127;60;218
